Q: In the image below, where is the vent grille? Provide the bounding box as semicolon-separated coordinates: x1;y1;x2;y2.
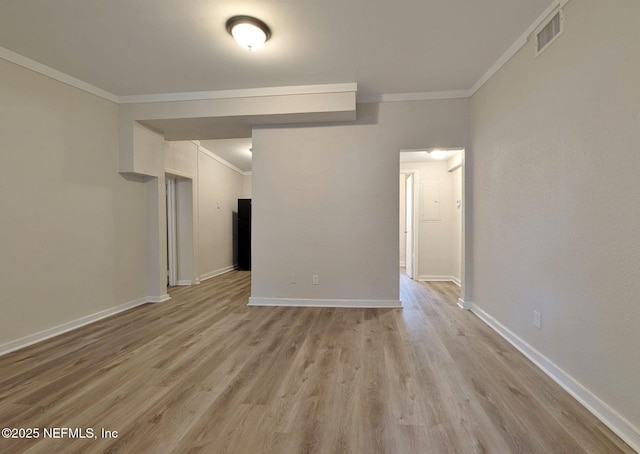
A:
536;10;563;55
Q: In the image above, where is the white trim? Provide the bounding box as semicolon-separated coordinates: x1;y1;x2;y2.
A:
400;168;420;280
176;280;193;286
451;277;461;287
418;275;459;283
457;298;473;310
0;53;356;106
147;294;171;303
0;296;149;356
198;146;250;176
119;83;358;104
399;261;406;267
470;303;640;452
359;90;470;104
469;35;528;96
248;297;402;308
0;46;119;103
469;0;572;96
200;265;236;282
166;178;178;287
165;168;194;179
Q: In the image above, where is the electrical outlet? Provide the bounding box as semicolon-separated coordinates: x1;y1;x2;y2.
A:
290;274;296;284
313;275;319;285
533;311;542;329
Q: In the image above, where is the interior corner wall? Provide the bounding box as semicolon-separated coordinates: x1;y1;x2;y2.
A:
197;148;245;280
470;0;640;441
0;58;148;347
251;99;469;302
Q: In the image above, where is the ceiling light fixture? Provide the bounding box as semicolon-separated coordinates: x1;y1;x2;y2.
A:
429;149;449;160
226;16;271;51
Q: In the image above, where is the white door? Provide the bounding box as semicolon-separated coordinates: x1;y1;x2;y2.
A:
405;173;413;279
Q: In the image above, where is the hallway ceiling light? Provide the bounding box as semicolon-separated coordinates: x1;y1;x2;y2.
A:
226;16;271;51
429;149;449;160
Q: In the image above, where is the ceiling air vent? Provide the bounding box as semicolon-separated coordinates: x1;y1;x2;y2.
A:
536;9;563;56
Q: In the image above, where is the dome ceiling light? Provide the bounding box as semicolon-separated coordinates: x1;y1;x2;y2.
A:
429;149;449;160
226;16;271;51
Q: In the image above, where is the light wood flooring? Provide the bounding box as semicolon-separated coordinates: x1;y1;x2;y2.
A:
0;271;633;453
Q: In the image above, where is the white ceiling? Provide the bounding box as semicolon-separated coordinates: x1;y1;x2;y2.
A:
400;149;463;163
199;138;253;173
0;0;552;99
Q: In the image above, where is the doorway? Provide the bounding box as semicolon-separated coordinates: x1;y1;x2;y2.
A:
399;169;419;280
166;178;178;286
399;149;465;300
165;174;196;287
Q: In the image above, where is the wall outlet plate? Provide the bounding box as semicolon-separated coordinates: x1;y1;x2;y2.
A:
533;311;542;329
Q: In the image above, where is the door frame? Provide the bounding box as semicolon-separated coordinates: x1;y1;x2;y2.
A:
400;168;419;280
166;177;178;286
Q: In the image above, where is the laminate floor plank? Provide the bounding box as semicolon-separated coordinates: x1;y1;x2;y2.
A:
0;271;633;453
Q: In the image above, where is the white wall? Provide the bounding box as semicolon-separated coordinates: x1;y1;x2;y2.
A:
197;147;245;279
242;174;252;199
0;59;148;348
251;100;469;305
135;123;168;300
470;0;640;445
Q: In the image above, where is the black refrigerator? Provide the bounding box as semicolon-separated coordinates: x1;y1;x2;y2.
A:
237;199;251;270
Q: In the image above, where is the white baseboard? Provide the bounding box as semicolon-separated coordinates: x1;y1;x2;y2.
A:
470;303;640;452
457;298;473;310
418;275;460;285
451;277;461;287
200;265;235;282
147;294;171;303
248;297;402;308
176;280;193;286
0;296;151;356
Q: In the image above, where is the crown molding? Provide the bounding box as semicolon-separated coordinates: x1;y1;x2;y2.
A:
358;90;470;103
118;83;358;104
198;145;250;176
469;0;572;96
0;47;356;106
0;46;119;103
